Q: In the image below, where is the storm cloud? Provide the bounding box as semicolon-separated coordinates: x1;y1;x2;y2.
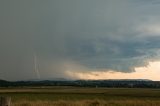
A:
1;0;160;80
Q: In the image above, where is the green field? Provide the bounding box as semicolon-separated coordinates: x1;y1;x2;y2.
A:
0;87;160;106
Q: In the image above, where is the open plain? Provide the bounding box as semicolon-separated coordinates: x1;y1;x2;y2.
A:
0;87;160;106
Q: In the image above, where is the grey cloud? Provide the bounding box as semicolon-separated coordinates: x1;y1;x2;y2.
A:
1;0;160;80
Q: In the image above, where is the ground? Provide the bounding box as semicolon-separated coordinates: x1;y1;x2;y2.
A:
0;86;160;106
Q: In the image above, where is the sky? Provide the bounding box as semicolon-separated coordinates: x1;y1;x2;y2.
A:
1;0;160;81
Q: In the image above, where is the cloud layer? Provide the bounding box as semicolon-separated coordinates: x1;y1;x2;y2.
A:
1;0;160;80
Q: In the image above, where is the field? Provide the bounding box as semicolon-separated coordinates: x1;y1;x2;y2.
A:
0;87;160;106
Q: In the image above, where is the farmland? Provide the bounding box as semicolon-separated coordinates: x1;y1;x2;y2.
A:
0;87;160;106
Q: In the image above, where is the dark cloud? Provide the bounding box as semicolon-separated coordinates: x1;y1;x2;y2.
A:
0;0;160;80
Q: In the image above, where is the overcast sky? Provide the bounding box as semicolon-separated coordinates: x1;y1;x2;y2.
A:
1;0;160;81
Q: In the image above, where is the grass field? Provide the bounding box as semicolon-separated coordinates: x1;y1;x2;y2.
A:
0;87;160;106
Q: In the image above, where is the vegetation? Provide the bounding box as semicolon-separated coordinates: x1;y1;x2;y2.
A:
1;79;160;88
12;100;160;106
0;87;160;106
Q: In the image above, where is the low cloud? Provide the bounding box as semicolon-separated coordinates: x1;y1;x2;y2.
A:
66;61;160;81
1;0;160;80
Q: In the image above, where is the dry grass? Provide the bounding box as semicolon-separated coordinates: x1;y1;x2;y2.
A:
1;87;160;106
12;99;160;106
